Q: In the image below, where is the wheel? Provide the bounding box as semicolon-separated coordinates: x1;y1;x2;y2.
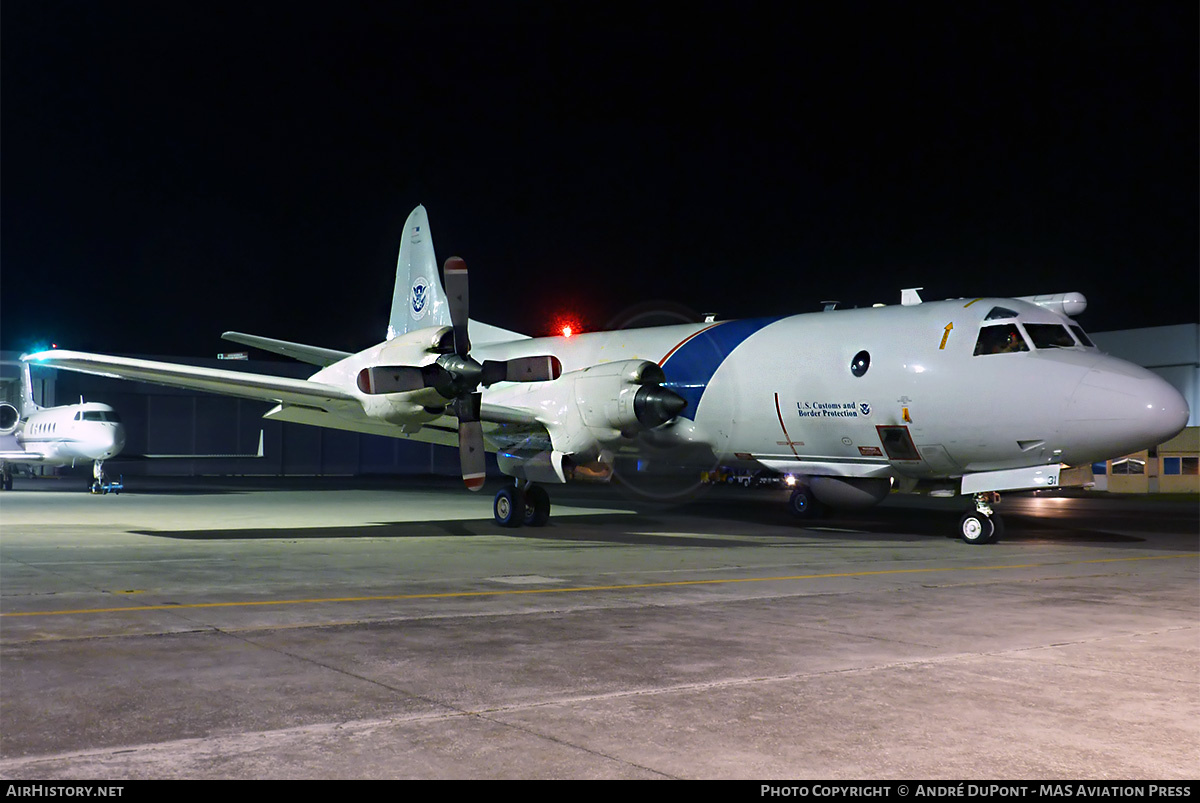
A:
787;487;823;519
959;511;997;544
494;487;523;527
522;485;551;527
986;513;1004;543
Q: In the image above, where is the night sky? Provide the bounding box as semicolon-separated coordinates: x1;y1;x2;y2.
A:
3;2;1196;358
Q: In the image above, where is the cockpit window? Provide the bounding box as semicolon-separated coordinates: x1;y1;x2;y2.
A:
1069;325;1094;348
82;411;121;422
973;324;1029;355
1024;323;1076;349
984;306;1019;321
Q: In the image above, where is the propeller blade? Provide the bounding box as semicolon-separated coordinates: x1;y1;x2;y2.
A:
458;418;486;491
452;390;482;422
443;257;471;356
357;366;429;394
480;355;563;387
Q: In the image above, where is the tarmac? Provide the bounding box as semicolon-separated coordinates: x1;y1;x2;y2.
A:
0;475;1196;779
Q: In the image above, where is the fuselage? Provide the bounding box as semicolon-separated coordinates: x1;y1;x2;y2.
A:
471;297;1187;481
12;402;126;465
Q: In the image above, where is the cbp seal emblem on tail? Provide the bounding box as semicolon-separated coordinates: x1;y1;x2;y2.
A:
410;277;429;319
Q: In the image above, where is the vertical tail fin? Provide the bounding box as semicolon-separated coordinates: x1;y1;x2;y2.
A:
19;360;43;416
387;205;452;339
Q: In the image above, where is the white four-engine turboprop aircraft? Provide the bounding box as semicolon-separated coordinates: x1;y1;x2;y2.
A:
26;205;1189;541
0;360;127;491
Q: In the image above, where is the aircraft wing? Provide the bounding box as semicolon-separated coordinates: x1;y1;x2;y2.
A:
481;402;540;426
221;332;351;366
24;351;358;410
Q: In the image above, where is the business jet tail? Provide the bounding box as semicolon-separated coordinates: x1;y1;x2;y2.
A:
19;361;43;416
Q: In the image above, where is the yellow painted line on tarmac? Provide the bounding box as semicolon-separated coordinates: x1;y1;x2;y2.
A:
2;553;1195;618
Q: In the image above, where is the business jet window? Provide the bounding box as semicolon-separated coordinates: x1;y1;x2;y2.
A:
1024;324;1076;349
973;324;1029;356
984;306;1019;321
1070;325;1095;347
82;411;120;422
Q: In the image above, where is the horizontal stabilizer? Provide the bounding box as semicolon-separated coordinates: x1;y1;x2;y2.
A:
139;431;266;459
221;332;351;366
469;320;529;346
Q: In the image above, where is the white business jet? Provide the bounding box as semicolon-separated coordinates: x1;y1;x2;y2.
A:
26;206;1189;541
0;360;126;491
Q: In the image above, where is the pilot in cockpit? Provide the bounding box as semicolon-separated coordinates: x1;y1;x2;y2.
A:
999;329;1024;353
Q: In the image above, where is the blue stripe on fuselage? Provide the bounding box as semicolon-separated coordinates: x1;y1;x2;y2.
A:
659;316;786;420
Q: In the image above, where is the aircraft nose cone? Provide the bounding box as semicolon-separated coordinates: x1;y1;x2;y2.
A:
110;424;127;456
1064;357;1189;462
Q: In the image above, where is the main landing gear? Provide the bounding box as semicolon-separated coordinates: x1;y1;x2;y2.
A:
493;481;551;528
786;485;826;520
959;492;1004;544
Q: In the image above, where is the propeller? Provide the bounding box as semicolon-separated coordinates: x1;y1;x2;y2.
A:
357;257;562;491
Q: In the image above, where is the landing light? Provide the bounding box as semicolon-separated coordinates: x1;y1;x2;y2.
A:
785;474;797;487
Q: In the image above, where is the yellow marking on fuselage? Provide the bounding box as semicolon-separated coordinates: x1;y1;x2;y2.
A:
2;553;1195;618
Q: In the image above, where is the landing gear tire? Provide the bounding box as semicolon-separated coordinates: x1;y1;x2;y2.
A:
494;487;523;528
522;485;551;527
787;487;824;520
959;511;1002;544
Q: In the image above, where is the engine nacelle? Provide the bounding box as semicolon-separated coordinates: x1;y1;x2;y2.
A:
571;360;686;438
0;403;20;435
490;359;687;464
809;476;891;508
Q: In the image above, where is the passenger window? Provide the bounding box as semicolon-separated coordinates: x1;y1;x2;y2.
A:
1024;324;1076;349
973;324;1029;355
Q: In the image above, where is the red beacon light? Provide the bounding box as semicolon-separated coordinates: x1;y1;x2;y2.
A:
551;314;582;338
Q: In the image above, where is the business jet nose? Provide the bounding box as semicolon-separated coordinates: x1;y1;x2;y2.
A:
110;423;127;456
1063;356;1189;462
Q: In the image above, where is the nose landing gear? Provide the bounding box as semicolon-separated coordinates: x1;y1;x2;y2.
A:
959;492;1004;544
